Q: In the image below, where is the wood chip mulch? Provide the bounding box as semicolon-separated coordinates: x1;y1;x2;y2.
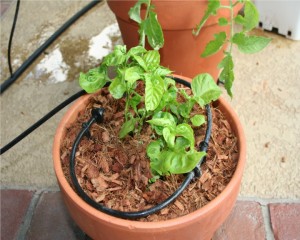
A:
60;87;238;222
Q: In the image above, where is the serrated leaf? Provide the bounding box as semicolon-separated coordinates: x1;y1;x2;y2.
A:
191;114;206;127
191;73;221;106
142;11;164;50
193;0;221;35
232;32;271;54
108;77;126;99
218;53;234;97
201;32;227;57
145;75;164;111
79;68;107;93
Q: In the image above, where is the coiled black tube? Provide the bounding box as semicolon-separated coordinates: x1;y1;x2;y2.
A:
69;77;213;219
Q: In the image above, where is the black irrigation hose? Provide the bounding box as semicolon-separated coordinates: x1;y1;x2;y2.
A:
7;0;21;77
1;0;102;94
0;90;86;155
69;78;213;220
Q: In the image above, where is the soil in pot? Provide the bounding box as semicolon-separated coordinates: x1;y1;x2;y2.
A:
60;84;238;222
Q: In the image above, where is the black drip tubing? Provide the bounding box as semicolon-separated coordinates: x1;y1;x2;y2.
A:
0;90;86;155
7;0;21;77
1;0;102;94
69;77;213;220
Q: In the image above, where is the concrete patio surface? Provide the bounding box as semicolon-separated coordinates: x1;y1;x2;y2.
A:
1;0;300;239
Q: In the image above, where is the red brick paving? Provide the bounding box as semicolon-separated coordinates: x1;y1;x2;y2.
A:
269;203;300;240
1;189;300;240
26;191;86;240
0;189;34;240
213;201;266;240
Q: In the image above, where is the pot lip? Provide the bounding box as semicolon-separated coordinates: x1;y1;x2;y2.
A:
53;74;246;229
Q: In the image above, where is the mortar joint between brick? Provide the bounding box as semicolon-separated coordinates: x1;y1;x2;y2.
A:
261;204;275;240
15;190;44;240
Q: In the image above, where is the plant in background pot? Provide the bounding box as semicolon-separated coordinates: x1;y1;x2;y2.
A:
52;1;270;239
108;0;271;96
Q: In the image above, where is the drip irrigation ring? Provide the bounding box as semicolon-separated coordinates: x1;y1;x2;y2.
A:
70;77;213;220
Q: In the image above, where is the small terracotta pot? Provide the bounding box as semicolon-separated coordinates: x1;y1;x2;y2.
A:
107;0;241;80
53;75;246;240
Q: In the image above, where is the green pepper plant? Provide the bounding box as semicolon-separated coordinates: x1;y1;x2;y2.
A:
79;0;270;180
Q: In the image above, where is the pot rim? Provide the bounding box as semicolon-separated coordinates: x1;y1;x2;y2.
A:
52;74;246;229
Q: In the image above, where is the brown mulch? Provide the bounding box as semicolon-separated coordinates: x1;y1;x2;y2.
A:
60;87;238;222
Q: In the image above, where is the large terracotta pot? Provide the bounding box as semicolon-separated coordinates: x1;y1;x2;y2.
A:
53;75;246;240
107;0;241;80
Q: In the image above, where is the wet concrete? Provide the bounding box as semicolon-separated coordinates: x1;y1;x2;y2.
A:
1;1;300;199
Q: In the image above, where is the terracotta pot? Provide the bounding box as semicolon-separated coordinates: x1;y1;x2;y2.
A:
107;0;241;80
52;75;246;240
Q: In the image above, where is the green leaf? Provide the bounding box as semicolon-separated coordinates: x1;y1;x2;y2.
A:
147;112;176;128
232;32;271;54
79;68;107;93
191;73;221;106
193;0;221;35
167;151;205;174
132;55;148;71
175;123;195;147
154;150;206;175
126;46;147;60
128;0;148;24
163;127;176;149
218;53;234;97
146;140;162;159
129;93;142;112
143;50;160;70
178;100;195;118
108;77;126;99
243;0;259;31
175;137;190;149
201;32;227;57
191;114;206;127
147;111;176;135
119;118;137;138
154;67;172;76
104;45;127;66
218;17;228;26
124;66;142;85
142;11;164;50
145;74;165;111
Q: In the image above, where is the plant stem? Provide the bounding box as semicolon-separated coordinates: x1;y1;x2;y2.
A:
139;0;152;48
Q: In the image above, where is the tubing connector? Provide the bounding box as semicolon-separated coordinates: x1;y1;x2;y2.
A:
92;107;105;123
